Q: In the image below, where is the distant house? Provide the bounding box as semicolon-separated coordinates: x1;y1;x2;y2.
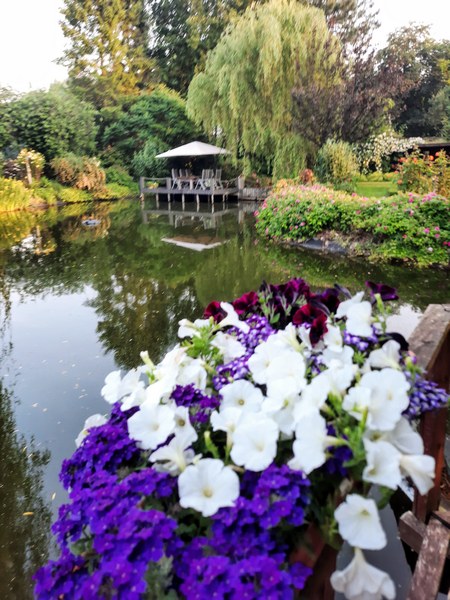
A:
417;138;450;155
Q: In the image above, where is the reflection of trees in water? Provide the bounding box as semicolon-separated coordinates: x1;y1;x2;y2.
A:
0;383;52;600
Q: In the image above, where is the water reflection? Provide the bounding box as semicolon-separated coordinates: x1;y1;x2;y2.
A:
0;198;449;595
0;382;52;600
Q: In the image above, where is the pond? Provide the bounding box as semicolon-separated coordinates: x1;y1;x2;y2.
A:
1;198;449;598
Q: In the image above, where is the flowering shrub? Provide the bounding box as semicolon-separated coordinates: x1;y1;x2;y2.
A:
35;278;449;599
397;150;450;197
255;185;450;266
17;148;45;184
355;133;423;173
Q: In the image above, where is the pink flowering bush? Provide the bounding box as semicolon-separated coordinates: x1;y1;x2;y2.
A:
255;185;450;266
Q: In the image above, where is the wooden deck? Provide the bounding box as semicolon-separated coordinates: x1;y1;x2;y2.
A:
139;177;238;203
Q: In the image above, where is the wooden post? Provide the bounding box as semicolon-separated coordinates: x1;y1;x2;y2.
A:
408;305;450;521
139;177;145;199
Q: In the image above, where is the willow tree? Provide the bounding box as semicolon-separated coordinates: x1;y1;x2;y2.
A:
186;0;340;177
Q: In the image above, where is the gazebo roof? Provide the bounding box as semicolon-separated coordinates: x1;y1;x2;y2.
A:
155;141;229;158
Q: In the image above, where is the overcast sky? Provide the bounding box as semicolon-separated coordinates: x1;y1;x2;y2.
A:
0;0;449;93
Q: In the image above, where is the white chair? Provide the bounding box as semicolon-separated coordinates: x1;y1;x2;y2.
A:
214;169;223;189
171;169;182;189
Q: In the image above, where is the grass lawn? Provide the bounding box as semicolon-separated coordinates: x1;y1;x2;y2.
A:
355;181;398;198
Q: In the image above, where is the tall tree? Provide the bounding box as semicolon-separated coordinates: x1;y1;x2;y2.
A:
149;0;254;95
187;0;338;177
303;0;379;52
59;0;154;107
378;25;450;136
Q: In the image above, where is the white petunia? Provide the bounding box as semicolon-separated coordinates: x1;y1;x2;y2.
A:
322;344;355;367
247;341;280;384
346;301;373;337
323;323;343;353
269;323;303;352
266;351;307;396
386;418;424;455
211;407;244;445
400;454;435;496
231;414;279;471
331;548;395;600
368;340;401;370
262;389;300;437
220;379;264;412
150;430;197;475
293;373;331;422
75;414;107;447
211;331;246;363
358;368;410;431
335;291;365;319
101;368;144;404
173;406;198;444
176;358;207;390
334;494;386;550
289;411;333;474
178;458;240;516
362;439;401;489
343;386;372;421
127;403;175;450
297;324;313;350
121;386;147;411
178;318;211;339
219;302;250;333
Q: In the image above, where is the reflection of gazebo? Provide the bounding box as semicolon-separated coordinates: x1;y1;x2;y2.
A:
139;141;238;204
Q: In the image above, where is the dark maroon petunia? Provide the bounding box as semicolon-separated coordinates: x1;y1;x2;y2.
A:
203;301;226;323
232;290;260;316
365;281;398;302
311;288;340;315
292;303;329;344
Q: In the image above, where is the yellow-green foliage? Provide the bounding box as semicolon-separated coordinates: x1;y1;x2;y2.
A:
187;0;339;177
0;178;32;212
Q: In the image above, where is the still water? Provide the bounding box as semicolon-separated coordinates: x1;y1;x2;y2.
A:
1;198;449;598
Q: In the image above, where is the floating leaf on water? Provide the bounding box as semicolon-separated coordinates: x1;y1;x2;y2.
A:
23;512;34;516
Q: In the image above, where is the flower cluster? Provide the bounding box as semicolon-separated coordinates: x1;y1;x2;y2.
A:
35;278;449;599
355;132;423;173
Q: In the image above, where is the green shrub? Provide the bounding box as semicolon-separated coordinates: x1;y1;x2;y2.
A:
105;166;135;187
17;148;45;184
131;137;169;178
255;184;450;266
0;177;32;211
315;140;358;186
51;154;106;192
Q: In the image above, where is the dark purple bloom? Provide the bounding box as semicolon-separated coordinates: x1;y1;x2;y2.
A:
365;281;399;302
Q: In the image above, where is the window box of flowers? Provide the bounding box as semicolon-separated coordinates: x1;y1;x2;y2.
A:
34;278;449;599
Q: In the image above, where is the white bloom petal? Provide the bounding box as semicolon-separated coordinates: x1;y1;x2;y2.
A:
248;342;280;384
266;352;306;395
178;318;211;339
101;368;143;404
322;344;354;367
211;407;244;442
368;340;401;370
346;301;373;337
363;440;402;489
231;414;279;471
400;454;435;496
335;291;365;319
211;331;246;363
343;386;372;421
359;368;410;431
173;406;198;444
331;548;395;600
323;323;343;353
289;412;329;474
386;418;424;455
127;403;175;450
178;458;240;516
220;379;264;412
176;358;207;390
75;414;107;447
219;302;250;333
150;430;196;475
334;494;387;550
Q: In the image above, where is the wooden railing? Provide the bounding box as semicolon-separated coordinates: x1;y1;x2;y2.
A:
399;304;450;599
